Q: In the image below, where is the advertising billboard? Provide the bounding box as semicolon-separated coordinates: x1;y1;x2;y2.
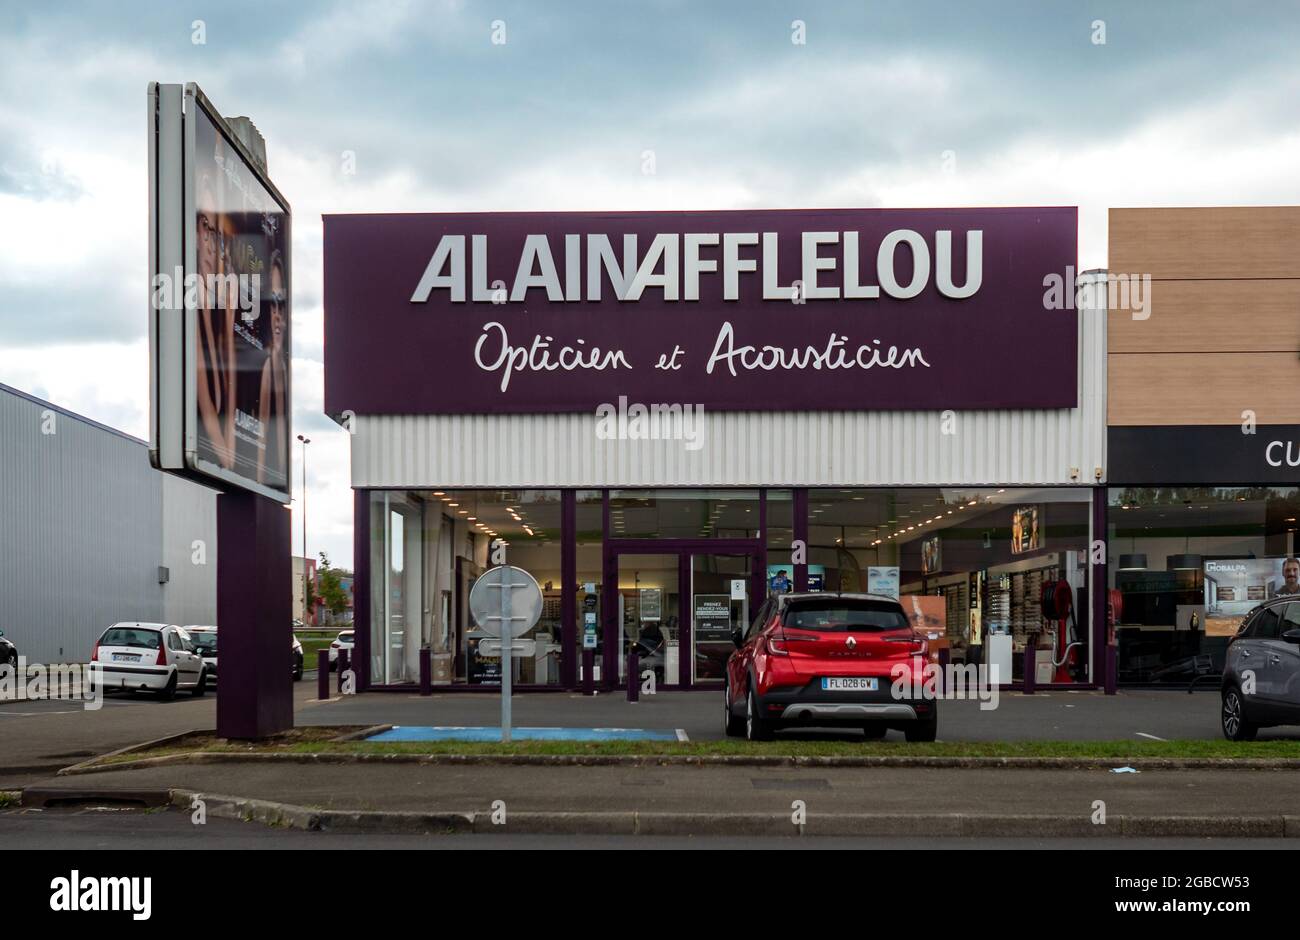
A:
323;207;1078;417
149;83;291;502
767;564;826;593
921;535;942;575
1204;557;1300;635
1011;506;1041;554
867;566;900;599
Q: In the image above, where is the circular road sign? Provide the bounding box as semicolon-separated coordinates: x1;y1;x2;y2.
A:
468;566;543;639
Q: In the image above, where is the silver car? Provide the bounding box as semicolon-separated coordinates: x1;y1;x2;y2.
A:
1221;596;1300;740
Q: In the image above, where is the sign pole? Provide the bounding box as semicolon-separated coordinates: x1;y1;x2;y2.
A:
470;563;541;745
501;567;512;743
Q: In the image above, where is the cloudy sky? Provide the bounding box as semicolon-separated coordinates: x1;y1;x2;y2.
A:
2;0;1299;568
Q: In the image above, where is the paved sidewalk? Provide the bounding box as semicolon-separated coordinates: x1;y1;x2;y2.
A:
24;759;1300;819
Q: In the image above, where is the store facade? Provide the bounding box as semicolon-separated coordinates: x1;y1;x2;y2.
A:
1103;207;1300;685
324;207;1114;693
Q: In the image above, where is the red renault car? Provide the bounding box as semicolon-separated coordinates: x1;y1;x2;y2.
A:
724;592;937;742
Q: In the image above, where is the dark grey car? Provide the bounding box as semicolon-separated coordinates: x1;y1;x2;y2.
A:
0;628;16;669
1222;595;1300;740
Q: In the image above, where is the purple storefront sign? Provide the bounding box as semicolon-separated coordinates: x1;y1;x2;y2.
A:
323;207;1077;415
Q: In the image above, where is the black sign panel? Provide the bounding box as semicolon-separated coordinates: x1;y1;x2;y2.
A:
1109;425;1300;484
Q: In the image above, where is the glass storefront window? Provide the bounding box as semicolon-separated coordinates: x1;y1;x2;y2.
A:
801;487;1092;683
765;489;794;591
609;489;760;539
368;491;425;686
370;489;564;686
1107;486;1300;684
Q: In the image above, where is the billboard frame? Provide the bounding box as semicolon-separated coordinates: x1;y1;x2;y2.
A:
148;81;292;504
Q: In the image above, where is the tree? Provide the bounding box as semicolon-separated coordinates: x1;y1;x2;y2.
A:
315;552;351;617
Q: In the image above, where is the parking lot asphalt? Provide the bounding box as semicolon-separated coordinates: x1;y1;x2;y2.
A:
315;686;1258;744
0;674;322;787
4;683;1298;790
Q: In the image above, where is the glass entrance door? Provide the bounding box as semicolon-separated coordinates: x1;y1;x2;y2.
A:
615;553;681;687
610;547;757;688
690;552;753;684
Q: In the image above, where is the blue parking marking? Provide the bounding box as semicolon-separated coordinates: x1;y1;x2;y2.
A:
368;726;682;742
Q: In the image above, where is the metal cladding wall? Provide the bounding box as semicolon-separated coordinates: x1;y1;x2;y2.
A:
348;275;1108;489
161;473;219;626
0;384;217;664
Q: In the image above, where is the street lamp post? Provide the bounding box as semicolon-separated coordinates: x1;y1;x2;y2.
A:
297;434;310;626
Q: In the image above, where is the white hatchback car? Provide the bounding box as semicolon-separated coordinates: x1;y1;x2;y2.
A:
92;623;208;699
328;630;355;670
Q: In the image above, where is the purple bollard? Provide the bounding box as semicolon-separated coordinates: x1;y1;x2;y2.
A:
317;650;329;700
419;647;432;696
582;649;595;696
627;648;639;703
1023;645;1036;694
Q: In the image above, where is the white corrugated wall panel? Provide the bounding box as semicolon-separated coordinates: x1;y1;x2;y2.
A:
351;282;1107;489
0;384;218;663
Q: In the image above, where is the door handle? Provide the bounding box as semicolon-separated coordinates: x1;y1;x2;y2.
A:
1241;649;1252;657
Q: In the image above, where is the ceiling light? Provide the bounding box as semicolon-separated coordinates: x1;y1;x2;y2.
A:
1118;554;1148;571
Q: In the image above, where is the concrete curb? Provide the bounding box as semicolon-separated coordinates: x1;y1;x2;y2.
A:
329;724;393;743
59;749;1300;776
59;728;204;775
160;790;1300;838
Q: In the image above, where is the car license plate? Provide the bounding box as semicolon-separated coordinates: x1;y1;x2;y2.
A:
113;653;141;663
822;677;877;691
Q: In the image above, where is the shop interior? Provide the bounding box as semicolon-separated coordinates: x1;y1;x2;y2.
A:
799;487;1092;685
1107;486;1300;685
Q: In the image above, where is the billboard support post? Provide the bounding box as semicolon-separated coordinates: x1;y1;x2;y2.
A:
215;488;293;740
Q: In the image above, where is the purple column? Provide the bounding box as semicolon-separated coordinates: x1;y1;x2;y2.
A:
561;490;577;688
1093;486;1115;694
793;489;809;592
677;553;690;689
419;647;431;696
353;489;371;691
215;489;293;740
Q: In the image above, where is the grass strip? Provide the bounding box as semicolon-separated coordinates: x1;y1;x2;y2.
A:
98;736;1300;762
